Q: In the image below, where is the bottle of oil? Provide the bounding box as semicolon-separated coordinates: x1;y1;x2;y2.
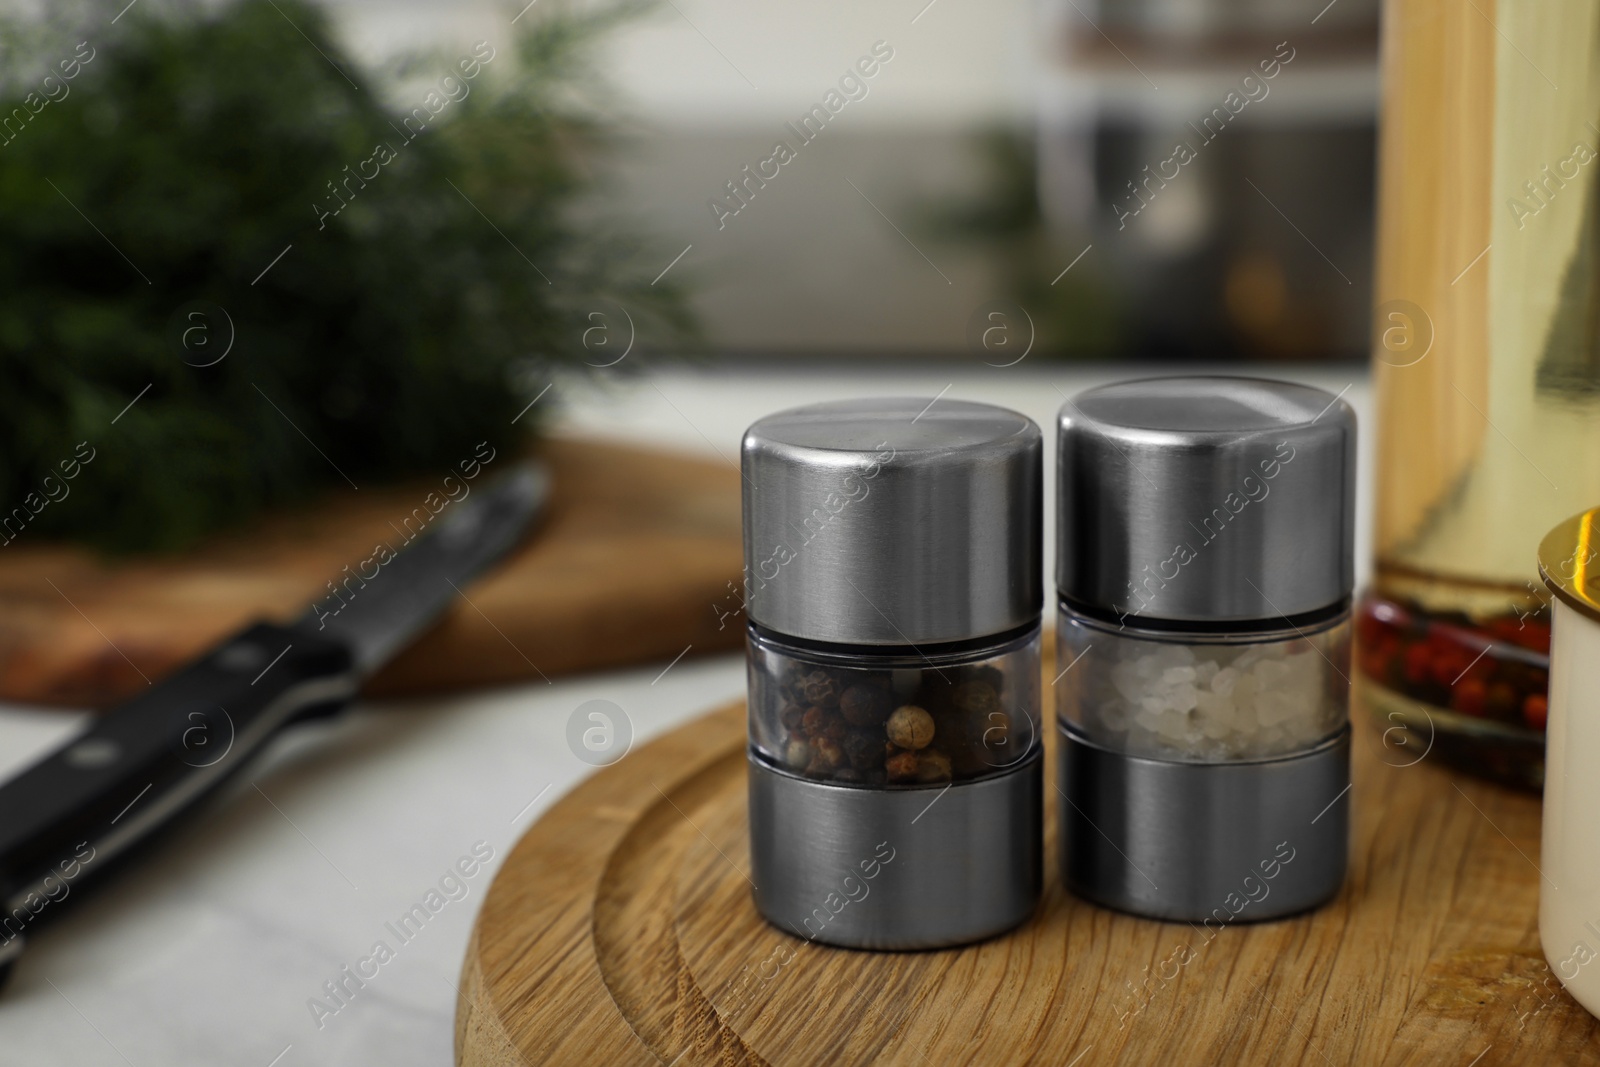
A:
1360;0;1600;788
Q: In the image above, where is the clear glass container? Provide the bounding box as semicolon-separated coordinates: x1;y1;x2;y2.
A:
747;625;1041;786
1057;602;1351;762
1362;0;1600;788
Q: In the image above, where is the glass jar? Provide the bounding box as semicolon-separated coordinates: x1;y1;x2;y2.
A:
1356;597;1549;788
1363;0;1600;790
748;626;1041;787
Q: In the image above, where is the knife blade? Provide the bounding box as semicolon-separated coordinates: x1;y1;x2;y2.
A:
0;463;550;985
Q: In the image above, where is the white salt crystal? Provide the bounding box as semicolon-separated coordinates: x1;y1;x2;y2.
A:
1161;665;1197;686
1232;647;1266;671
1233;702;1259;732
1081;633;1340;761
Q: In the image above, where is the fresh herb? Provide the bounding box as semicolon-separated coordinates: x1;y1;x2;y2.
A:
0;0;691;551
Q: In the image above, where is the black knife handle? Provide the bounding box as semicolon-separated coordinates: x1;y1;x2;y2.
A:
0;622;355;955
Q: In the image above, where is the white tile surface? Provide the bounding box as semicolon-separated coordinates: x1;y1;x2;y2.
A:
0;365;1371;1065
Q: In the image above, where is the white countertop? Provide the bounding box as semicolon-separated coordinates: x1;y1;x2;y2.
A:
0;364;1371;1066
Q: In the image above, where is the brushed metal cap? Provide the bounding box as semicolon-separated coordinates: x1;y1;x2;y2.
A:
743;397;1042;646
1057;376;1356;624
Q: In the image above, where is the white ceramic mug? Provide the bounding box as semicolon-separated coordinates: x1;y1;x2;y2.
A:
1539;508;1600;1019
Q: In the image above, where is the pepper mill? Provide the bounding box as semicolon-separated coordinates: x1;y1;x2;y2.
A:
743;397;1043;949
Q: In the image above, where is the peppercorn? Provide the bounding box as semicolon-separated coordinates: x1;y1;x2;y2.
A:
952;680;1000;717
1487;682;1518;722
1451;678;1487;718
843;731;881;770
916;750;953;782
886;705;936;750
1402;643;1431;686
886;750;919;782
839;682;892;727
801;706;829;737
784;738;812;770
801;670;842;707
806;737;845;775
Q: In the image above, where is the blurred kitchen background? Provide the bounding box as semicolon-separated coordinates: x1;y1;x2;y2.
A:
0;1;1514;1062
325;0;1379;362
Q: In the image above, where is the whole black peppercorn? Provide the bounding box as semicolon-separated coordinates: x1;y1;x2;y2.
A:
843;731;881;770
839;682;892;727
952;681;1000;717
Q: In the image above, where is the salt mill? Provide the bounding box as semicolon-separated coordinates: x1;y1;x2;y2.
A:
1056;376;1356;922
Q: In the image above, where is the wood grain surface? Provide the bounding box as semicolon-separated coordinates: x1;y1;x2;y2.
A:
456;648;1600;1066
0;437;743;708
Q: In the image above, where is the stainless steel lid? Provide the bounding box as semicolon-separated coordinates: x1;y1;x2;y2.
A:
1057;376;1355;623
743;397;1042;645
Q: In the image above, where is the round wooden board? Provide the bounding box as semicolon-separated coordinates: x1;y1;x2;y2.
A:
457;653;1600;1066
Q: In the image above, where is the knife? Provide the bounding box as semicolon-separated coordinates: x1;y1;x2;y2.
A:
0;464;550;989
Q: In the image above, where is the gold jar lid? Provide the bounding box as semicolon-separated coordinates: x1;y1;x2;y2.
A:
1540;508;1600;626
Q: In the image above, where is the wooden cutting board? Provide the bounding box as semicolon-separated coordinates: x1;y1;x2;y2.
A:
455;649;1600;1066
0;437;744;708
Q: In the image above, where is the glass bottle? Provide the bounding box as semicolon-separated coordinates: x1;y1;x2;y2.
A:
1361;0;1600;789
